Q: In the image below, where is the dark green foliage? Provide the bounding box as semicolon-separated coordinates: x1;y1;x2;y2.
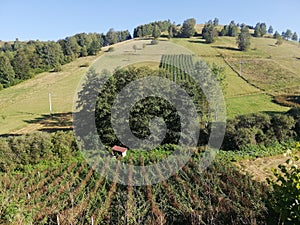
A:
202;23;218;43
267;153;300;224
0;53;15;87
93;66;196;147
133;20;172;38
88;39;101;55
213;17;219;26
237;25;251;51
228;21;239;37
268;25;274;34
106;28;118;45
254;22;267;37
273;31;281;39
180;18;196;38
0;29;130;89
287;108;300;137
222;113;298;150
152;25;161;39
282;29;293;40
11;48;33;80
220;21;239;37
0;132;77;172
292;32;298;41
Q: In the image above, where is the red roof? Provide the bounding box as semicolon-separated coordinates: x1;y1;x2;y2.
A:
112;146;127;153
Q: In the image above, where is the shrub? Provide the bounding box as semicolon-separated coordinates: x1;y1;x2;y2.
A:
267;149;300;224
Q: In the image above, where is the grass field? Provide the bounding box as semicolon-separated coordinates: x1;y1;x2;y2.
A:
0;55;99;134
0;34;299;134
172;36;299;117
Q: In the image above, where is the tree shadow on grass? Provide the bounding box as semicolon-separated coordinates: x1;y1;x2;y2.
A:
23;112;73;133
187;39;206;44
211;46;240;51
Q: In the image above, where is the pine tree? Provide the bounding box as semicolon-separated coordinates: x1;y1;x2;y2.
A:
292;32;298;41
268;25;274;34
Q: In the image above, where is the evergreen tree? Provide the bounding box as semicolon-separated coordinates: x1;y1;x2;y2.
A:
254;23;261;37
237;26;251;51
213;17;219;26
273;31;281;39
11;49;32;80
88;39;101;55
283;29;293;40
220;25;229;36
268;25;274;34
0;53;15;87
292;32;298;41
228;21;238;37
260;23;267;36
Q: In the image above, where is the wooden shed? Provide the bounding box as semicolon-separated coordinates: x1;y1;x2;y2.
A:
112;146;128;157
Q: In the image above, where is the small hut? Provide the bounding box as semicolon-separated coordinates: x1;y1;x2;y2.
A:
112;146;127;157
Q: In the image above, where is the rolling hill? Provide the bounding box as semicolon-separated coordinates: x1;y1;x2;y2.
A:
0;33;299;135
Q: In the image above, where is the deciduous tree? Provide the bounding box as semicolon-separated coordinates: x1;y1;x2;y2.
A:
237;26;251;51
180;18;196;38
202;23;218;43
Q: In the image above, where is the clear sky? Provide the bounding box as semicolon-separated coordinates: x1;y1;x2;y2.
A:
1;0;299;41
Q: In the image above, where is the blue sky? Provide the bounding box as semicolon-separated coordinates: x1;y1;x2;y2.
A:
1;0;299;41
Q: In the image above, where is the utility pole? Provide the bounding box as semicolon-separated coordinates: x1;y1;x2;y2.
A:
48;92;52;116
239;60;243;76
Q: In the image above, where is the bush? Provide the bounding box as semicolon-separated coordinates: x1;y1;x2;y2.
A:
267;149;300;224
222;113;297;150
0;131;78;172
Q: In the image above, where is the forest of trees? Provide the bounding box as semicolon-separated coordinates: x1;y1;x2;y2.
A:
1;17;299;90
0;30;131;89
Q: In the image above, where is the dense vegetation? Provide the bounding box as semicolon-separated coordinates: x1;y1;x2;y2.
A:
221;109;300;150
0;131;285;225
0;30;131;89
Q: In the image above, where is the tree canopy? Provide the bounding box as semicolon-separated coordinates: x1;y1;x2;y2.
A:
180;18;196;38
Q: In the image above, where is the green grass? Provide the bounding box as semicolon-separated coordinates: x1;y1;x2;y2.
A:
226;93;290;118
172;36;299;117
0;55;99;134
0;35;299;134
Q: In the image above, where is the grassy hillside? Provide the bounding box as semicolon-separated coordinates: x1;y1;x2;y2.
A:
0;35;299;134
0;55;99;134
172;36;299;117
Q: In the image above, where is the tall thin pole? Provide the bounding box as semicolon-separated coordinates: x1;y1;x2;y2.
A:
48;92;52;116
240;60;242;76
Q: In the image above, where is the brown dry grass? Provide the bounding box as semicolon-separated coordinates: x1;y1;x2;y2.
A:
235;152;300;183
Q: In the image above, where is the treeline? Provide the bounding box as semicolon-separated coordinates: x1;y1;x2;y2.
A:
0;29;131;89
0;131;78;172
133;19;197;39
